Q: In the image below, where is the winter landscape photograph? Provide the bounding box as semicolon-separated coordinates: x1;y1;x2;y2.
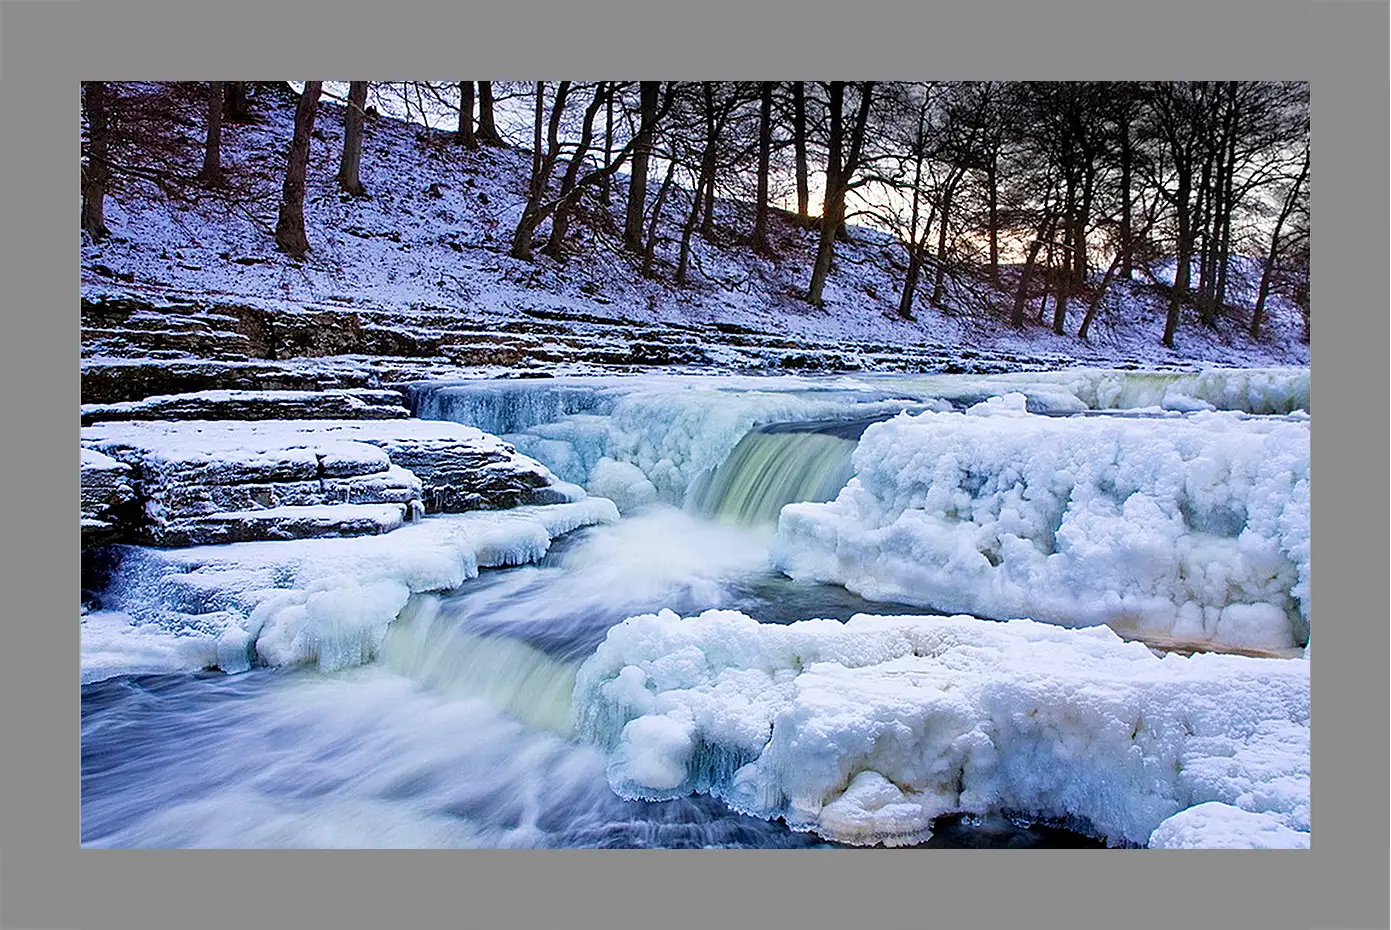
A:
79;80;1310;851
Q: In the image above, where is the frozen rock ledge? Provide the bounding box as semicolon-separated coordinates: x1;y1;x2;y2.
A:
572;609;1309;849
80;417;582;546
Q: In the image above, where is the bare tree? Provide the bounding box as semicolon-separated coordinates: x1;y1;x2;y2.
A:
791;81;811;221
476;81;504;145
456;81;477;149
624;82;661;252
275;81;324;257
806;81;876;306
752;81;774;252
545;82;610;259
81;81;112;240
224;81;251;122
514;81;673;262
337;80;369;197
1251;144;1308;338
199;81;224;185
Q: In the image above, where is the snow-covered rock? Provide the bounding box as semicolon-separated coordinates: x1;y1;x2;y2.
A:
82;499;620;682
773;404;1310;651
572;609;1309;848
81;388;409;425
80;417;578;545
81;448;140;547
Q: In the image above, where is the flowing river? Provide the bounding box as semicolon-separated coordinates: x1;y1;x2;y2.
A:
81;369;1310;849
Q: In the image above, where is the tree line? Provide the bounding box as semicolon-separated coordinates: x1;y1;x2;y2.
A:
81;81;1309;345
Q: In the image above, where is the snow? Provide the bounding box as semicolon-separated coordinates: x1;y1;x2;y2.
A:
82;416;527;463
1148;802;1309;850
81;447;130;473
81;388;409;423
82;84;1308;371
571;609;1309;848
772;404;1311;651
83;499;619;682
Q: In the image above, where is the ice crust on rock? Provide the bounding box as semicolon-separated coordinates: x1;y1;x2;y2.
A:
572;609;1309;848
82;499;619;682
773;403;1311;651
80;388;409;425
80;417;570;544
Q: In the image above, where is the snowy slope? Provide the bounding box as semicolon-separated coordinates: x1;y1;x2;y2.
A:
81;82;1309;370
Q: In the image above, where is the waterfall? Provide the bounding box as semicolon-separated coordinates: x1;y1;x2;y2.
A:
689;419;884;527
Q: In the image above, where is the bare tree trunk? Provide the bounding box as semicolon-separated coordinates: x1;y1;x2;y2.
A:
792;81;810;220
753;81;773;252
931;177;957;307
1194;141;1217;326
699;83;718;238
1011;224;1051;329
224;81;251;122
476;81;503;145
1075;166;1094;287
1162;180;1192;348
200;81;224;185
642;157;678;277
601;89;614;204
1119;117;1133;280
1252;150;1308;338
81;81;111;241
623;81;660;252
806;81;845;306
676;174;711;287
678;90;720;287
274;81;323;257
512;82;571;260
456;81;477;149
898;247;924;320
337;80;368;196
1078;251;1123;341
986;156;999;284
545;83;606;260
1214;83;1239;315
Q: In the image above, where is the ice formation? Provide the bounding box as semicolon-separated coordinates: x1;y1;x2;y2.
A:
411;369;1307;527
82;499;618;682
572;609;1309;848
1148;802;1310;850
773;399;1311;651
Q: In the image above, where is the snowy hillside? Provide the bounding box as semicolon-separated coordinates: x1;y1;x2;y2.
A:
81;82;1309;370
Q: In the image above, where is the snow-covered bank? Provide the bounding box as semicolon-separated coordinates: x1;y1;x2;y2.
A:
81;84;1309;370
774;397;1310;651
82;499;619;683
572;609;1309;849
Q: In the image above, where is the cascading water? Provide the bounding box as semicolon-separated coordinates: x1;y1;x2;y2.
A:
82;369;1311;849
687;422;864;527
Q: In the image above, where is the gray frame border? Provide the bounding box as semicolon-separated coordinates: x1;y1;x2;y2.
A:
2;0;1386;928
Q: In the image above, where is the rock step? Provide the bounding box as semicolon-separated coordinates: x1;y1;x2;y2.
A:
153;503;412;547
81;449;140;548
80;418;575;547
81;388;409;425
